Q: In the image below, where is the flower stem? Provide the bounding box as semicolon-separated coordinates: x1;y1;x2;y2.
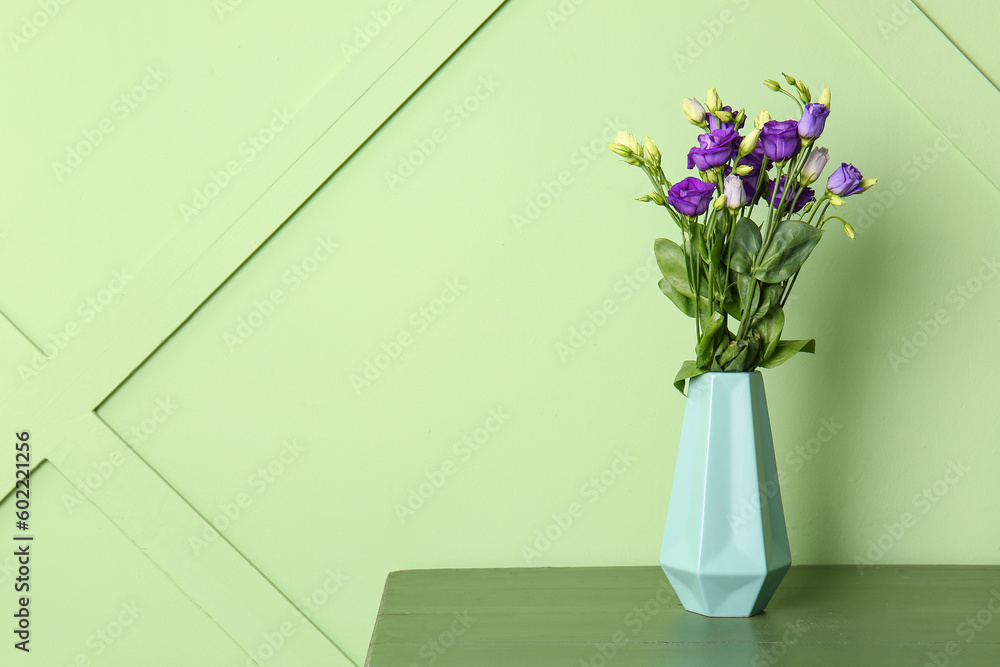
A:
745;156;771;221
815;201;834;229
682;226;700;342
780;200;832;308
775;88;804;115
643;164;683;230
806;193;830;225
723;211;736;313
779;272;798;308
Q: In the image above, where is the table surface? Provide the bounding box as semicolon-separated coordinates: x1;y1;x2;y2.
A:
364;565;1000;666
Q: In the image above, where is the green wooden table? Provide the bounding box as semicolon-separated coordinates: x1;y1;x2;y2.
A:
365;565;1000;666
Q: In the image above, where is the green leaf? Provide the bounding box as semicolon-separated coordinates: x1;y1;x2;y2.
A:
709;237;724;267
753;305;785;361
728;217;762;274
735;273;759;318
654;238;693;297
717;340;742;368
753;283;783;320
725;345;749;372
723;298;743;320
753;220;823;283
674;359;707;394
655;238;711;319
710;334;731;372
657;278;695;317
690;222;709;261
696;312;725;365
709;340;727;371
760;338;816;368
746;334;763;371
722;275;744;320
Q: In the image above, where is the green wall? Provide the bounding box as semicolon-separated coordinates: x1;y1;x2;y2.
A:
1;0;997;663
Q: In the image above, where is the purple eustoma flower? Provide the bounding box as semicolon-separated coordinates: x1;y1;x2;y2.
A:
668;177;717;217
759;120;801;162
826;163;864;196
687;128;739;171
798;103;830;139
766;175;815;213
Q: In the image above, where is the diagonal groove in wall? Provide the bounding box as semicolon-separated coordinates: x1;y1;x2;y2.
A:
90;411;352;663
91;0;508;416
0;0;508;663
34;460;259;663
912;1;1000;92
811;0;1000;193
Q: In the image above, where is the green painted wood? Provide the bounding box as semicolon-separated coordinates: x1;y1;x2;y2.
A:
366;565;1000;666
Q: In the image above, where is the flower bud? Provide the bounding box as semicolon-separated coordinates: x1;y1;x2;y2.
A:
723;175;746;209
827;163;865;197
861;177;878;191
843;221;856;239
682;97;707;126
819;87;831;109
735;108;746;127
754;109;771;130
764;79;781;91
795;81;811;104
799;147;829;184
739;128;761;156
828;194;846;206
798;103;830;140
607;143;629;157
702;169;719;184
714;109;733;123
706;87;722;112
643;136;661;165
650;191;665;205
783;72;797;86
733;164;753;176
713;194;727;211
614;131;641;155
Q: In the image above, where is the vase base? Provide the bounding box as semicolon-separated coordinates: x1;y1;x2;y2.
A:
660;560;791;617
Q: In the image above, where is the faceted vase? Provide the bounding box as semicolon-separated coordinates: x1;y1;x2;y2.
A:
659;371;791;617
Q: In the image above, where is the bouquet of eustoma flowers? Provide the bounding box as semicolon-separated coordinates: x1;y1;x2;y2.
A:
608;73;876;392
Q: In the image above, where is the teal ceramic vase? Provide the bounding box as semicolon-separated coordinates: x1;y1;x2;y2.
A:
659;371;791;617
